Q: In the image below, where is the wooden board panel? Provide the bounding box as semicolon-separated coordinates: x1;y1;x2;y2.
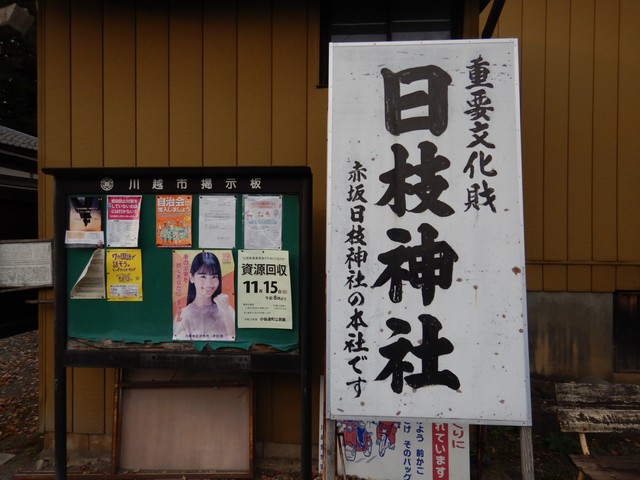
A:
616;0;640;264
568;265;592;292
616;266;640;291
70;0;103;168
136;0;170;166
556;382;640;407
570;455;640;480
592;0;619;262
272;0;307;166
72;368;105;433
270;374;300;444
567;1;594;274
542;0;570;262
592;265;616;292
41;0;71;170
103;0;136;167
558;408;640;433
40;0;72;432
119;386;251;472
237;3;272;166
305;0;329;377
543;265;567;291
526;264;543;291
519;0;546;263
169;0;203;167
203;2;238;166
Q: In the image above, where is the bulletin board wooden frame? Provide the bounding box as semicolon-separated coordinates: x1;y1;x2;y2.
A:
44;166;313;479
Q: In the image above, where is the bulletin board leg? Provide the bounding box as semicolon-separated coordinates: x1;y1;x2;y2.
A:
54;356;67;479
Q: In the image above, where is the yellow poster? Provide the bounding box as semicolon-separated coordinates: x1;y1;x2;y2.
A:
106;249;143;301
156;195;192;247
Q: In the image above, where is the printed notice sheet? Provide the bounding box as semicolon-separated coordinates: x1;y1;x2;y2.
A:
243;195;282;249
107;195;142;247
198;195;236;248
0;241;52;288
156;195;192;247
106;249;143;301
66;197;104;247
237;249;292;329
70;249;105;299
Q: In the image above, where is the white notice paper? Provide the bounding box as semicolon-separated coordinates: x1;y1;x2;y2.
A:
237;250;292;329
199;195;237;248
243;195;282;250
70;249;106;299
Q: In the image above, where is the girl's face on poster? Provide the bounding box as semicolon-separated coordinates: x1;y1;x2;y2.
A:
190;268;220;299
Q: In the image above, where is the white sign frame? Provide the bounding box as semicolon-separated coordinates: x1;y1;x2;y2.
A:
326;39;531;425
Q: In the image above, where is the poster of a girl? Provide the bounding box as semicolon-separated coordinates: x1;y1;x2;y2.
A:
173;251;235;341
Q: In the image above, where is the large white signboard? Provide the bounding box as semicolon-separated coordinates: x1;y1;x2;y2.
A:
326;40;531;425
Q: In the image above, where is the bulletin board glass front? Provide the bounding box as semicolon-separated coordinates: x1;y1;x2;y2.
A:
46;167;311;371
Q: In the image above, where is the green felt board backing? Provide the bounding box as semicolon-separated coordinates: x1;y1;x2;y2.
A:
67;194;300;351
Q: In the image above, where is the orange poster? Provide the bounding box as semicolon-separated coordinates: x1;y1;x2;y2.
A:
156;195;192;247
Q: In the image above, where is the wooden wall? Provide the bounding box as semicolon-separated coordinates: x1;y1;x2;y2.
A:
37;0;640;446
38;0;327;445
487;0;640;293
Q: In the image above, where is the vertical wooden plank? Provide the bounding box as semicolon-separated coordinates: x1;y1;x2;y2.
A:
255;373;274;442
567;0;595;291
543;0;570;262
103;0;136;167
169;0;203;166
616;266;640;291
72;368;106;433
617;0;640;266
520;0;546;270
592;265;616;292
270;374;300;443
494;0;523;43
568;265;591;292
41;0;71;170
542;0;571;290
70;0;104;168
136;0;170;166
40;0;72;432
272;0;307;166
592;0;619;266
526;264;543;291
69;0;107;433
104;368;116;436
203;2;238;166
306;0;328;381
543;265;567;291
237;2;272;166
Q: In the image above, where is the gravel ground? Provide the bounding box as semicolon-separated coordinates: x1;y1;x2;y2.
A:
0;330;42;479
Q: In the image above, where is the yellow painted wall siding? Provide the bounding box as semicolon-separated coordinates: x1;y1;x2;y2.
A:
103;1;136;167
169;0;204;166
617;0;640;268
592;0;619;265
494;0;640;292
202;2;237;166
567;0;595;292
136;0;170;166
39;0;323;443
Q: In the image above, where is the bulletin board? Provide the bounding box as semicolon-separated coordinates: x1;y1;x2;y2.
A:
45;167;312;372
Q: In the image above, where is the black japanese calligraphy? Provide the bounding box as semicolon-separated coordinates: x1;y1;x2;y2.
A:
381;66;452;136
